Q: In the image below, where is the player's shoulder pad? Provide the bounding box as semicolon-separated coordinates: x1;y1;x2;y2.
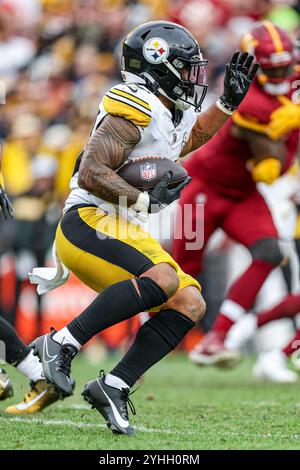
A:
103;83;152;128
232;83;272;135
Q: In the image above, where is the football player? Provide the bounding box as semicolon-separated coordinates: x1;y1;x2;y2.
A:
0;144;60;413
172;21;300;368
30;21;258;435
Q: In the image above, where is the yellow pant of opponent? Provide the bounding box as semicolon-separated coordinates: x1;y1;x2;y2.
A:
56;206;200;296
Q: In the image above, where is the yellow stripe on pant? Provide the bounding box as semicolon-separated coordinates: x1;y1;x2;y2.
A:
55;206;200;299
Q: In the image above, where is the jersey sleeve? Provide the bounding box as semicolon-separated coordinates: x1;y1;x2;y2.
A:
102;84;152;128
232;84;272;135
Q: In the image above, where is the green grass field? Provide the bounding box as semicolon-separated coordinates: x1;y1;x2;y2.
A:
0;353;300;450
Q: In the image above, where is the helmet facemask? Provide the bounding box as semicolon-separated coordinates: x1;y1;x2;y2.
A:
159;56;208;111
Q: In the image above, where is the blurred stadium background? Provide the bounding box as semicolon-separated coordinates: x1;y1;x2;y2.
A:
0;0;299;364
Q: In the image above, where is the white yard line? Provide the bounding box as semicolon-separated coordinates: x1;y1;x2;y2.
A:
56;403;91;410
1;415;300;441
0;416;196;436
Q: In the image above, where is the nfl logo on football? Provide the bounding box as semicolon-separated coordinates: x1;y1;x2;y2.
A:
140;162;157;181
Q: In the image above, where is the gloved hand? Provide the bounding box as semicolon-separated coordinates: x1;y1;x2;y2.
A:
268;96;300;141
133;171;191;216
148;171;191;213
0;186;13;219
217;51;259;115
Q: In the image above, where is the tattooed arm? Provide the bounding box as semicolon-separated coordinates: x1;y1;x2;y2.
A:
78;114;141;205
180;103;229;157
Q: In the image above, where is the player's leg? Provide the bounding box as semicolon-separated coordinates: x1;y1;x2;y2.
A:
173;176;229;278
226;294;300;352
0;316;60;412
31;206;199;401
255;294;300;327
222;294;300;353
251;209;300;382
218;189;283;331
82;283;205;435
190;190;284;367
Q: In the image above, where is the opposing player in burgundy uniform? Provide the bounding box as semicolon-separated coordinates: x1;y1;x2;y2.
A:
173;21;300;367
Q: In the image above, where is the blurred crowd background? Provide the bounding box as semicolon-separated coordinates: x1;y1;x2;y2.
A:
0;0;299;353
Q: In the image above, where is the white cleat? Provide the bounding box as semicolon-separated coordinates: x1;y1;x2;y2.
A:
253;350;298;383
225;313;257;351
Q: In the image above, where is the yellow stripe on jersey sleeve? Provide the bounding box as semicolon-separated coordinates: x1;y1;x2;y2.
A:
0;172;4;188
110;88;151;110
103;89;152;128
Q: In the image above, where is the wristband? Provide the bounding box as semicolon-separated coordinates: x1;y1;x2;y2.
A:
216;98;235;116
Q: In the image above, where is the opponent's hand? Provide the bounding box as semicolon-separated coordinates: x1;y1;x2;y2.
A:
268;96;300;140
0;186;13;219
148;171;191;213
218;51;259;115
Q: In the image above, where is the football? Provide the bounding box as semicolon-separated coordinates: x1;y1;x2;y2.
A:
117;156;188;191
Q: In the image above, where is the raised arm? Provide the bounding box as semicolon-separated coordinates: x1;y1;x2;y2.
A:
180;52;259;157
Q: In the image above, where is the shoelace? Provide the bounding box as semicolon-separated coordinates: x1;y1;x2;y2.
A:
50;327;76;376
98;370;137;418
57;347;75;376
120;388;137;419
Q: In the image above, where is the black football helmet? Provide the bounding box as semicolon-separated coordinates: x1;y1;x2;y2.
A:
121;21;208;112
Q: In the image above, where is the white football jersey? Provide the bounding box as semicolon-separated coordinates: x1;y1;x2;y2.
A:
64;82;197;213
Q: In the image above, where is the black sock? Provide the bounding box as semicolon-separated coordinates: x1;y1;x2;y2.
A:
67;277;168;345
110;309;195;387
0;316;30;365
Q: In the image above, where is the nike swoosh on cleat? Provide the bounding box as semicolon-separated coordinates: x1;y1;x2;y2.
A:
97;379;129;429
43;337;57;363
15;390;48;411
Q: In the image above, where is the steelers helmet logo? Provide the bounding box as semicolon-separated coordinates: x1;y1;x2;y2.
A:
143;37;169;64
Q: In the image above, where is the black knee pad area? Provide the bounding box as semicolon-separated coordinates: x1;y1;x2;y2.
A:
249;238;283;266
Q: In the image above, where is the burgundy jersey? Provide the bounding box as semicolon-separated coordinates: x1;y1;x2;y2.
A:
185;79;299;199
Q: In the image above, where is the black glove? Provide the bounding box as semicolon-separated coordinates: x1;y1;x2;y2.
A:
148;171;191;213
0;186;13;219
218;51;259;114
